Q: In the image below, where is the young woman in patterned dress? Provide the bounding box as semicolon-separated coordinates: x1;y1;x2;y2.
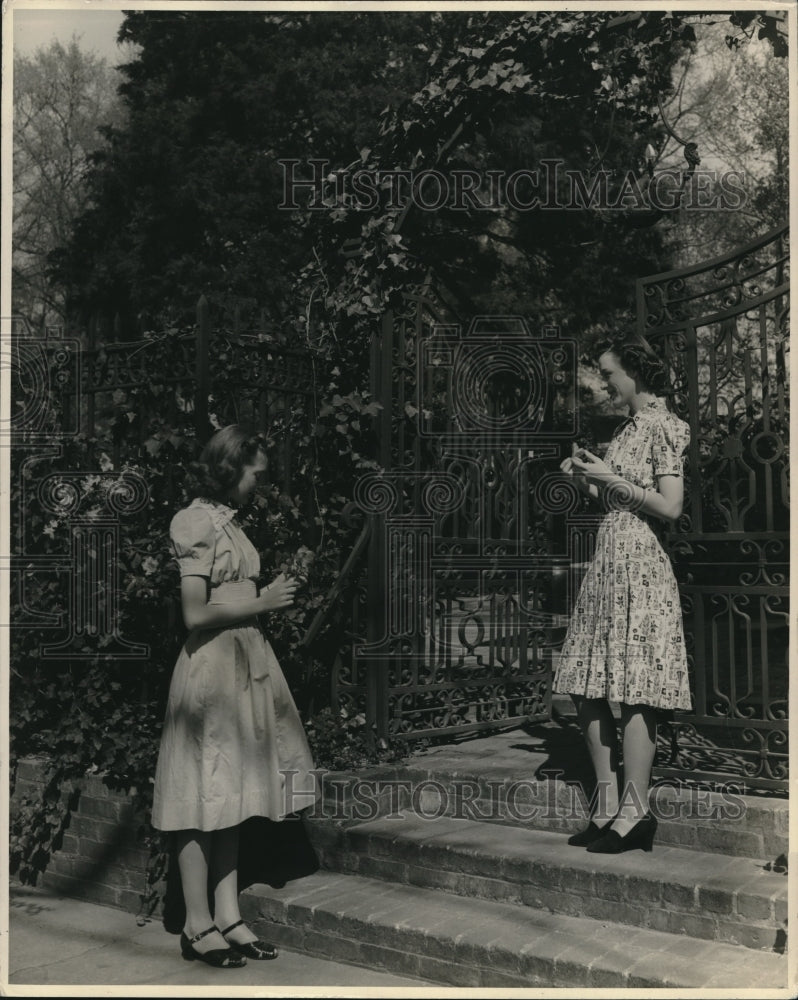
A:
552;335;691;853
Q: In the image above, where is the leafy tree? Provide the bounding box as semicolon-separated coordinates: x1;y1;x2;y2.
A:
13;38;122;327
52;11;442;323
652;23;789;264
293;10;699;360
54;10;786;338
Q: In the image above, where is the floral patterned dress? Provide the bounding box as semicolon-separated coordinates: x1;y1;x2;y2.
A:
553;399;692;711
152;498;317;832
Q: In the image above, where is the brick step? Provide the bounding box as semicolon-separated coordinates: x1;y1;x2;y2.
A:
308;813;787;953
347;726;788;861
317;761;787;863
240;871;787;989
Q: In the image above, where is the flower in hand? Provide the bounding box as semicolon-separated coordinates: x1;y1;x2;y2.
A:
264;573;299;609
285;545;315;586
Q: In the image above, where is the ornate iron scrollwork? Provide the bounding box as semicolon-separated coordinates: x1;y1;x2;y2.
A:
642;224;789;792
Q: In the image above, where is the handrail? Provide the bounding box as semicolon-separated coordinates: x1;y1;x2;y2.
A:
297;519;371;651
637;222;788;287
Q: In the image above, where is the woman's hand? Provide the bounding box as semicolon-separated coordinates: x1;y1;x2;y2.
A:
571;447;614;485
561;444;590;492
260;573;299;611
560;441;583;476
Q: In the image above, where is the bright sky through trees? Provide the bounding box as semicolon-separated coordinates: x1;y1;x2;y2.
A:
13;7;130;63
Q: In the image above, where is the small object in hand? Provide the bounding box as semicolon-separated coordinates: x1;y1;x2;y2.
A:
285;545;315;586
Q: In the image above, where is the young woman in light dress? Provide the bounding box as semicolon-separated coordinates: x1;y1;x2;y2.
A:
553;335;691;854
152;425;316;966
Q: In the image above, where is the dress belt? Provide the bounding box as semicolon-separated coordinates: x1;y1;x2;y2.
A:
208;579;259;604
205;578;272;681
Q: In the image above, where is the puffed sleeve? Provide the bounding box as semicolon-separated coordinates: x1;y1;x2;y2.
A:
169;507;215;577
651;415;690;478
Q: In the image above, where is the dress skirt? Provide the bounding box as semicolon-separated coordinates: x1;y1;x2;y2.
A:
152;580;317;831
553;510;692;711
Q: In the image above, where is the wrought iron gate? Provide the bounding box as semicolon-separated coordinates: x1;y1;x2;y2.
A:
639;224;789;791
334;289;581;740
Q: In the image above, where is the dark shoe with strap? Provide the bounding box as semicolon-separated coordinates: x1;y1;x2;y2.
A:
586;812;658;854
220;919;279;960
567;818;613;847
180;925;247;967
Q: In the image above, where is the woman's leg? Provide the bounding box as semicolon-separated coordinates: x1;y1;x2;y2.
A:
572;695;621;822
613;702;658;837
210;825;259;944
175;830;230;954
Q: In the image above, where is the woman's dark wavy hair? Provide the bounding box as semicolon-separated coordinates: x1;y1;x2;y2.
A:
185;424;268;501
596;333;670;395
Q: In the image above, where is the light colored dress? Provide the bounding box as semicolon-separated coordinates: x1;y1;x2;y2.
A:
152;497;317;832
553;399;692;711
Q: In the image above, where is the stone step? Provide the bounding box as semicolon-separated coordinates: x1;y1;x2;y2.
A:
336;726;788;861
239;871;788;989
307;813;787;953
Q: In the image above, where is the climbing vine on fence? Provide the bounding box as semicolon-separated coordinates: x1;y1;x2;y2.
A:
8;329;401;889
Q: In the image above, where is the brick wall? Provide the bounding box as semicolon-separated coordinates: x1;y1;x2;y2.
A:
11;756;161;915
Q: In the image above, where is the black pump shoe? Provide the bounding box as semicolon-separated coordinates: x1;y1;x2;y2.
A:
180;926;247;967
220;919;279;960
567;819;613;847
586;812;657;854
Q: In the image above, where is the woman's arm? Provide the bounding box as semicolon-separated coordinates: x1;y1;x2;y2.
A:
180;573;298;631
570;449;684;524
601;472;683;523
